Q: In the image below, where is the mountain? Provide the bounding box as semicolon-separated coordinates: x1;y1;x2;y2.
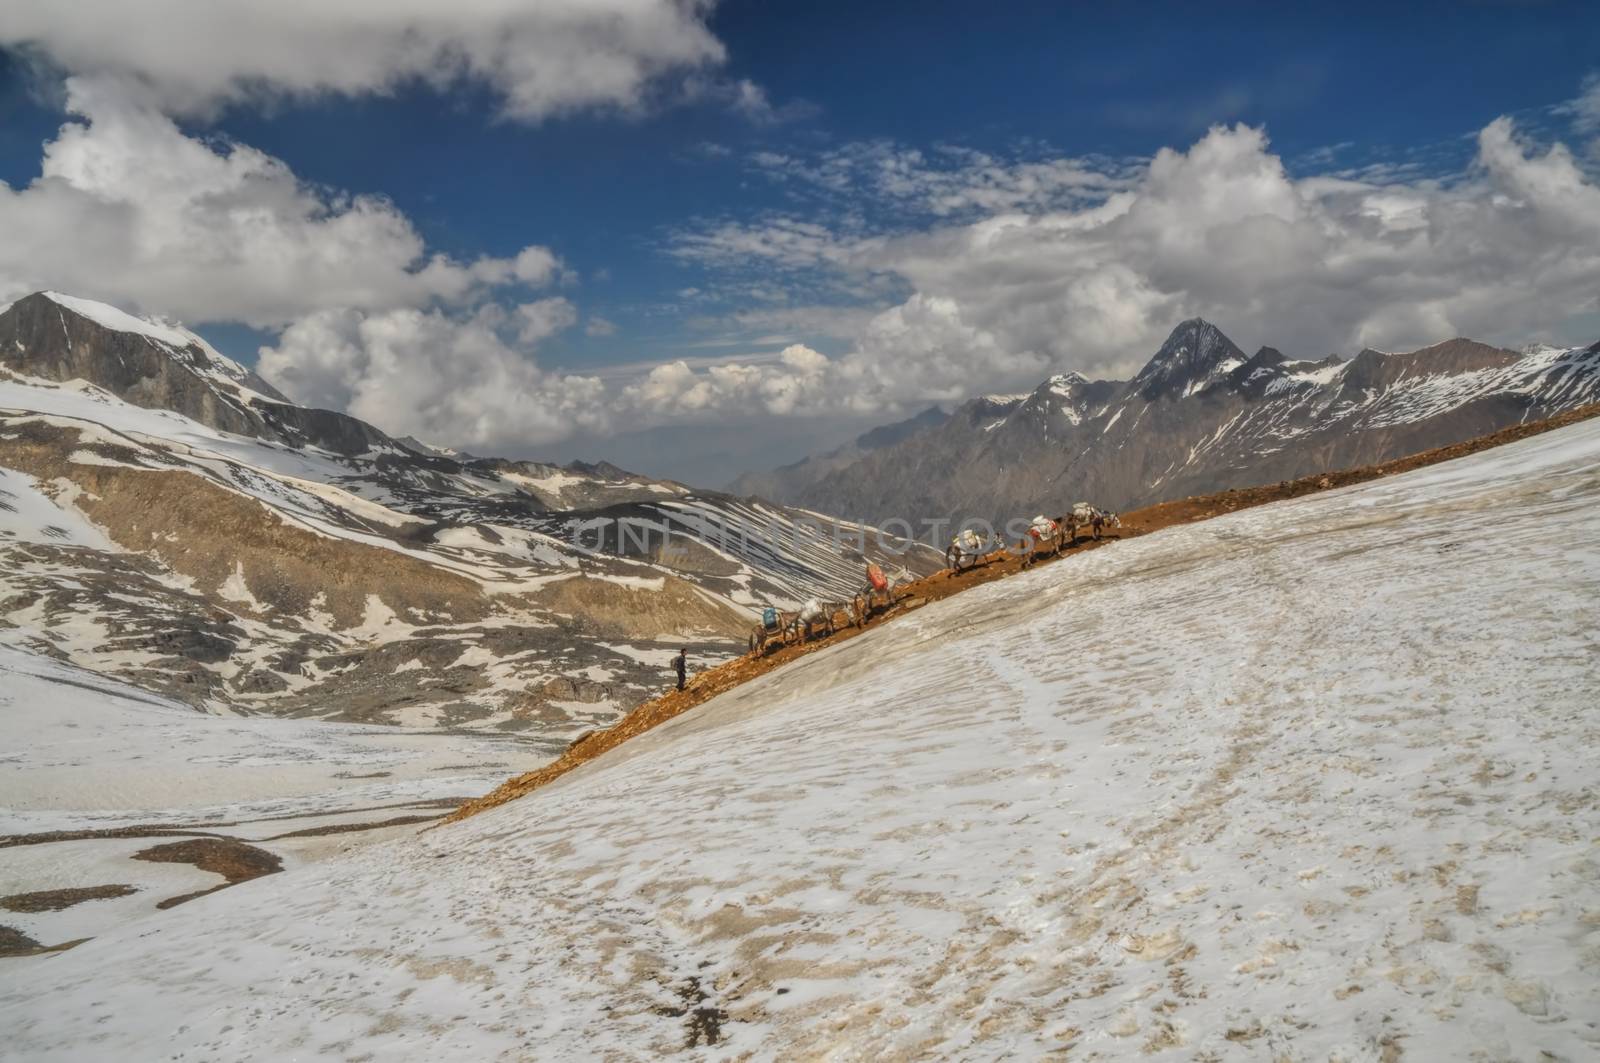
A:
726;404;949;500
0;290;398;455
9;412;1599;1055
0;292;940;746
1129;317;1247;399
752;318;1600;535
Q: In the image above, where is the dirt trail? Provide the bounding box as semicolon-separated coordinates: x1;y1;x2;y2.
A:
445;402;1600;824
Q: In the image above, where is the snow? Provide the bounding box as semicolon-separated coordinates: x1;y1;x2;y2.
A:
217;560;266;611
0;466;115;550
500;466;587;501
587;573;667;591
41;291;196;350
0;646;533;828
3;416;1598;1057
0;644;544;950
0;381;528;583
597;642;685;668
0;375;350;485
1287;359;1346;387
3;371;901;608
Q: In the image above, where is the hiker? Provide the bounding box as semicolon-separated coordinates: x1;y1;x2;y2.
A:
674;648;688;691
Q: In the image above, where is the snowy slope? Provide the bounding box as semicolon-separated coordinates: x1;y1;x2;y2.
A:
2;303;939;732
0;645;540;949
3;415;1597;1057
0;646;528;829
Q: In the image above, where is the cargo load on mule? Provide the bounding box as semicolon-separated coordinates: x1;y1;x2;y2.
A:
749;604;791;655
852;561;904;626
946;528;990;573
1020;514;1064;567
1063;502;1121;544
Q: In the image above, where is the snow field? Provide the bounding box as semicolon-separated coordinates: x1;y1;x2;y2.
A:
0;415;1597;1059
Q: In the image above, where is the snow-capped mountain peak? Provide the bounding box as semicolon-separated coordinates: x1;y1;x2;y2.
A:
740;318;1600;532
37;290;283;399
1006;371;1115;430
1132;317;1248;399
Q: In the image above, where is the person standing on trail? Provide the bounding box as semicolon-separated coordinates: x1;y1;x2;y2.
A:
674;648;688;692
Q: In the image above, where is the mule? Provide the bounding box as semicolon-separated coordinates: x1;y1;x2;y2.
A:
1064;502;1121;544
946;529;991;573
1020;514;1064;567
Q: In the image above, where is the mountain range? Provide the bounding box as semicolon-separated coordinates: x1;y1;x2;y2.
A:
8;290;1596;743
0;291;939;750
731;319;1600;537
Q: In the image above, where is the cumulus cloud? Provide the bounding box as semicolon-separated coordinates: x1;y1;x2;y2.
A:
259;306;608;448
659;112;1600;419
6;12;1599;460
0;0;726;122
266;111;1600;449
514;297;579;345
620;343;842;418
0;71;606;452
0;78;556;326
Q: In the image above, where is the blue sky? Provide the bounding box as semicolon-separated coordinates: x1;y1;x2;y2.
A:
2;1;1599;483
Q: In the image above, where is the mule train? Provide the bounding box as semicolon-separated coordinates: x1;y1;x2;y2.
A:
992;502;1126;569
748;597;843;655
753;506;1121;655
749;562;909;656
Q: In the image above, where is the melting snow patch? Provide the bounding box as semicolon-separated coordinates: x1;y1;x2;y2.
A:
0;468;114;550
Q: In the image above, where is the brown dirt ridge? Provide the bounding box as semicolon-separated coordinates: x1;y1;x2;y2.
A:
132;838;284;910
1;885;137;914
444;402;1600;825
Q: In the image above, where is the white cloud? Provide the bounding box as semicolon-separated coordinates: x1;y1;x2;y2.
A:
620;343;841;418
747;140;1140;218
0;0;726;122
659;113;1600;418
719;78;819;126
260;112;1600;448
6;17;1598;461
584;316;618;337
1557;72;1600;137
667;215;856;272
514;297;578;345
511;246;562;287
0;78;558;327
259;306;608;448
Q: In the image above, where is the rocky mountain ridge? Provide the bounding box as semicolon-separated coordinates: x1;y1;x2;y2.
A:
746;318;1600;535
0;292;939;748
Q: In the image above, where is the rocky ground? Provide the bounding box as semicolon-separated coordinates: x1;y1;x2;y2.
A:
1;310;938;740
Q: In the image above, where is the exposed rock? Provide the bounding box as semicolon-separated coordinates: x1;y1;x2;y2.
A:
752;321;1600;534
0;291;942;742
